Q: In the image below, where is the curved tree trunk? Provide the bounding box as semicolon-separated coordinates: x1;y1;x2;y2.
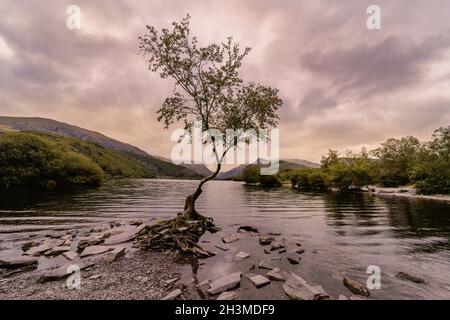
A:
183;163;222;220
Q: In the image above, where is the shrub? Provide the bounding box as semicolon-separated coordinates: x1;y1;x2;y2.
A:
259;174;282;188
0;132;103;189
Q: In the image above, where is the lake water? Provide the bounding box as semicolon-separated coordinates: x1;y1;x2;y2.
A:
0;179;449;299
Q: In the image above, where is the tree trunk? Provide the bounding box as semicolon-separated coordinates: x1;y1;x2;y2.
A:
183;163;221;220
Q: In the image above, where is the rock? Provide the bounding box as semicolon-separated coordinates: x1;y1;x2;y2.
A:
25;240;64;256
165;277;180;285
216;291;239;300
80;245;114;257
270;241;284;251
99;247;126;263
268;232;281;236
264;249;271;254
343;276;370;297
270;256;282;261
193;246;214;259
237;225;258;233
282;273;321;300
259;235;275;245
287;253;301;264
21;241;38;252
140;276;149;283
267;268;285;281
258;260;275;270
349;295;369;300
395;272;426;284
311;285;330;300
222;234;239;244
295;248;305;254
77;238;104;252
249;275;271;288
44;246;71;256
198;279;210;287
37;260;94;283
162;289;183;300
215;243;230;251
62;234;72;241
235;251;250;261
62;251;78;261
104;225;146;245
208;272;242;295
207;226;221;233
89;274;102;280
130;219;143;226
278;248;286;253
0;256;38;269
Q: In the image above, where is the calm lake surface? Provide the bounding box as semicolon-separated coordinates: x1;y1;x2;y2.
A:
0;179;449;299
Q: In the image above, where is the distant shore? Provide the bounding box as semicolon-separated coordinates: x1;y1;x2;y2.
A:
367;186;450;203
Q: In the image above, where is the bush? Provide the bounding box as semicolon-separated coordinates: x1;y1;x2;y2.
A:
0;132;103;189
259;175;282;188
242;165;260;184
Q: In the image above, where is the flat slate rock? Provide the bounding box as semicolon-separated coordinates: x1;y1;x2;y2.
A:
235;251;250;261
38;260;95;283
267;268;285;281
395;272;426;284
104;225;146;245
208;272;242;295
44;246;71;256
249;275;270;288
94;247;127;263
343;276;370;297
222;234;239;244
25;241;64;256
0;256;38;269
80;245;114;257
282;273;321;300
62;251;78;261
161;289;183;300
215;244;230;251
237;225;258;233
216;291;239;300
287;253;301;264
258;260;275;270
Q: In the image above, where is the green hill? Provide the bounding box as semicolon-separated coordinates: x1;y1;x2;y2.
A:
0;116;199;179
0;130;200;190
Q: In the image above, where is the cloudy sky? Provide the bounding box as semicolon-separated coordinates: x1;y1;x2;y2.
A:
1;0;449;163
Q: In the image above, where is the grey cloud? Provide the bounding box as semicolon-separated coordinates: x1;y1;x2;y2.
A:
0;0;450;162
301;35;450;98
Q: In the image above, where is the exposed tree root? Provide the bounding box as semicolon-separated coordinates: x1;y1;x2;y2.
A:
137;211;220;257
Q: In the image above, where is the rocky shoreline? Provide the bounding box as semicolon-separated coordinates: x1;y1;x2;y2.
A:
0;218;430;300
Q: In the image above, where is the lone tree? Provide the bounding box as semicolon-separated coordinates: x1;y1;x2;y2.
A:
139;15;282;221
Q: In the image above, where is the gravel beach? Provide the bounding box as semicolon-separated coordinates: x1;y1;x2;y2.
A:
0;251;181;300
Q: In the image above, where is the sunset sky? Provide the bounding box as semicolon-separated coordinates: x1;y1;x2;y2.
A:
1;0;449;163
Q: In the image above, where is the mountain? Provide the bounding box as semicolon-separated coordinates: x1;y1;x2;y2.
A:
283;158;321;168
217;159;319;180
217;164;247;180
153;155;213;177
0;116;149;156
0;116;199;178
182;164;213;177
